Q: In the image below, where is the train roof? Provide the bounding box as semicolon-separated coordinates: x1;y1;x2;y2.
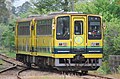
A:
17;17;33;22
16;15;56;22
16;12;101;22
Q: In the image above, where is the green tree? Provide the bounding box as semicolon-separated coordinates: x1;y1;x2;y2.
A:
75;0;114;21
108;0;120;18
0;24;8;46
0;0;15;52
75;0;120;21
30;0;79;14
1;24;14;52
104;18;120;57
75;1;96;13
0;0;9;23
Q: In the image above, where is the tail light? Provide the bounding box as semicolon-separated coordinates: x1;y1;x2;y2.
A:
59;42;67;46
91;42;100;46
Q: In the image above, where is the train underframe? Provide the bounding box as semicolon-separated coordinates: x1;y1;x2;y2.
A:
16;54;102;72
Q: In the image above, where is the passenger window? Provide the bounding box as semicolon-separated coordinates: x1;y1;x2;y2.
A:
74;21;83;35
36;19;52;35
18;22;30;35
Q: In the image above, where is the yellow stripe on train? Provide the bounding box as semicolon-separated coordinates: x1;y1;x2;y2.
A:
53;54;103;58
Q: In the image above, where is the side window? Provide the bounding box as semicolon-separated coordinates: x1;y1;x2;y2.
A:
18;22;30;35
74;21;83;35
37;20;52;35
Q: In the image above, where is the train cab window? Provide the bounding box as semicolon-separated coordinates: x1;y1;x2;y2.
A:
88;16;101;39
74;21;83;35
56;16;70;40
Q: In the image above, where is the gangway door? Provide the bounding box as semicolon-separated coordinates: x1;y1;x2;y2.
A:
72;16;86;54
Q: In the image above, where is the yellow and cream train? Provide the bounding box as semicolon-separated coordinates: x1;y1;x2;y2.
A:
15;12;103;72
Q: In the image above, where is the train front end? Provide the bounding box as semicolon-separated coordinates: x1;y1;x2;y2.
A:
53;14;103;71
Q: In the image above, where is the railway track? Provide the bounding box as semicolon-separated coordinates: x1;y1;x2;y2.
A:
0;53;114;79
17;68;29;79
61;71;114;79
16;67;114;79
0;53;23;66
0;53;25;75
82;74;114;79
0;65;17;73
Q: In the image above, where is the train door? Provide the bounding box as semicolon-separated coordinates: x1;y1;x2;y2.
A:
72;16;86;54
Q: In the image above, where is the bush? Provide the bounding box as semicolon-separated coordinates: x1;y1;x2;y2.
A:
97;61;111;74
117;65;120;73
0;23;15;52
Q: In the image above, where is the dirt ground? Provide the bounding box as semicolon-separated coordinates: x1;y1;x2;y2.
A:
0;70;119;79
0;60;119;79
0;69;119;79
0;74;119;79
105;74;120;79
0;75;84;79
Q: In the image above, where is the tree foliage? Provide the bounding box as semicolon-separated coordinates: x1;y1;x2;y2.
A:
104;18;120;56
75;0;120;21
0;0;9;23
30;0;78;14
0;23;14;51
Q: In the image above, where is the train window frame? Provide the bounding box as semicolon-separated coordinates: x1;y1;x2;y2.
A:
17;22;30;36
74;21;83;35
56;16;70;40
36;19;52;36
88;16;102;40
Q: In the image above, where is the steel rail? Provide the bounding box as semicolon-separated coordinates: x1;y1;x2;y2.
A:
85;74;114;79
0;53;24;67
0;65;17;73
17;68;29;79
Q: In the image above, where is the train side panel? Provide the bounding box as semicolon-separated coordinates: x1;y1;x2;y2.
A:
15;21;32;55
36;36;53;57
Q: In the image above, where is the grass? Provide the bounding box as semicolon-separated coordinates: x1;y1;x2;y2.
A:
5;52;16;58
96;61;111;75
0;48;16;58
92;62;120;79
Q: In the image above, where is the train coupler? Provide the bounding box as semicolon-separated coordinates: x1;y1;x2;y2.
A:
73;54;85;62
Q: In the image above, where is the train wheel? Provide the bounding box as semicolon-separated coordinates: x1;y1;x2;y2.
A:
26;63;31;68
81;71;88;75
